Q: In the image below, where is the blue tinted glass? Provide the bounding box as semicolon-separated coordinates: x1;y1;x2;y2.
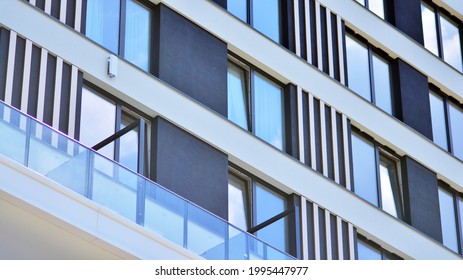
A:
228;0;247;22
440;14;463;72
0;105;27;164
346;36;371;101
228;63;249;130
86;0;120;54
438;188;459;252
125;0;151;71
253;73;284;150
429;92;448;150
369;0;385;19
119;114;139;173
421;3;439;56
357;240;382;260
449;102;463;160
372;54;392;114
352;133;378;206
252;0;281;42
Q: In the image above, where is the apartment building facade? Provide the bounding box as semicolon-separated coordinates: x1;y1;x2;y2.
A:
0;0;462;260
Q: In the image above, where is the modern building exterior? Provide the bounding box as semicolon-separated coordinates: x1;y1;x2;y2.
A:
0;0;462;260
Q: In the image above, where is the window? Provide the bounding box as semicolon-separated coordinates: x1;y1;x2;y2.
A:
228;0;282;43
346;33;393;115
351;131;403;219
428;88;463;161
437;182;463;254
228;169;290;254
421;1;463;72
357;236;402;260
227;57;286;150
79;84;150;175
355;0;386;19
86;0;153;71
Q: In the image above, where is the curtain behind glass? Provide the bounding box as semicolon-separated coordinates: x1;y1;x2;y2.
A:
253;73;284;150
228;63;249;130
125;0;151;71
86;0;120;54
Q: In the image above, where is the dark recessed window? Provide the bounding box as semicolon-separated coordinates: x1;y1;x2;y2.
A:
227;57;285;150
351;131;403;219
228;0;282;43
355;0;386;19
86;0;153;71
437;182;463;254
346;33;393;115
421;1;463;72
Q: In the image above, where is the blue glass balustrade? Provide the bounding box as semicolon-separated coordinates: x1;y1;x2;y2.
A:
0;101;294;260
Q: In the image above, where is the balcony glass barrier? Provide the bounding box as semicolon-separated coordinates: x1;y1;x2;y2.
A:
0;101;294;260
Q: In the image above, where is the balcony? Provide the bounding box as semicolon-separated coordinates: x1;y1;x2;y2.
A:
0;100;294;260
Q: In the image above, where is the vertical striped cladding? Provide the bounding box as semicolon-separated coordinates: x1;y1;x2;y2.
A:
25;0;83;32
304;200;356;260
0;27;81;139
296;0;346;84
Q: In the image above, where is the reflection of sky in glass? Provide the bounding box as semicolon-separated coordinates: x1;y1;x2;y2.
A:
438;188;459;252
352;133;378;206
440;14;463;72
346;36;371;101
227;63;249;130
228;0;247;22
369;0;384;19
449;103;463;160
125;0;151;71
253;0;281;42
372;55;392;114
379;163;398;218
429;92;448;150
421;4;439;56
357;240;381;260
86;0;120;54
228;177;248;231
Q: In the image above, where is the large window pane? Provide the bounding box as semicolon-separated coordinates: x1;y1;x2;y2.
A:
449;102;463;160
369;0;385;19
357;240;382;260
228;0;247;22
253;73;284;150
228;174;249;231
352;133;378;206
438;188;459;252
379;156;401;218
125;0;151;71
228;63;249;130
119;113;139;173
79;88;116;159
86;0;120;54
421;3;439;56
429;92;448;150
252;0;281;43
372;54;392;114
440;15;463;72
346;36;371;101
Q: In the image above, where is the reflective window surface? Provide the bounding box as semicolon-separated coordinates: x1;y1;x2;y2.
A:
440;14;463;72
429;92;448;150
228;174;249;231
449;102;463;160
86;0;120;54
228;0;247;22
438;187;459;253
379;156;401;218
253;0;281;43
125;0;151;71
227;62;249;130
372;54;392;114
357;240;382;260
352;133;378;206
421;3;439;56
119;113;139;172
346;36;371;101
254;73;285;150
369;0;385;19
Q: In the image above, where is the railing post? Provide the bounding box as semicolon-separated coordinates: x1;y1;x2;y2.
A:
136;177;146;226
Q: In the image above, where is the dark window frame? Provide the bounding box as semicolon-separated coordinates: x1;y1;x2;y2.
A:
437;180;463;255
345;29;395;116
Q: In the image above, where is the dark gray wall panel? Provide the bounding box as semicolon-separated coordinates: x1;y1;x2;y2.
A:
155;4;228;116
43;53;56;126
282;0;296;53
392;59;432;140
342;221;350;260
211;0;226;9
12;36;26;110
325;105;334;179
299;0;307;60
331;13;340;81
27;45;41;118
0;28;9;101
390;0;424;44
284;84;299;158
401;156;442;242
50;0;60;19
66;0;77;29
309;0;317;67
306;201;315;260
151;117;229;219
59;62;72;134
288;194;302;259
330;214;338;260
36;0;45;11
336;112;346;187
313;98;323;173
302;92;310;165
320;6;329;74
318;207;327;260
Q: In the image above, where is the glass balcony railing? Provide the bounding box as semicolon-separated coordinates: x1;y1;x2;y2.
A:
0;100;294;260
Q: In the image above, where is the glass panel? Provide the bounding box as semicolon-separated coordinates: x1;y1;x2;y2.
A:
372;54;392;114
429;92;448;150
369;0;385;19
228;226;248;260
86;0;120;54
119;113;139;173
228;173;249;230
187;204;226;259
228;0;247;22
0;105;26;164
379;156;401;218
440;14;463;72
253;72;284;150
357;240;382;260
144;181;185;247
252;0;281;42
255;183;288;253
449;102;463;160
356;0;366;6
421;3;439;56
125;0;151;71
458;197;463;251
352;133;378;206
346;35;371;101
438;188;459;252
79;87;116;159
92;153;138;221
227;62;249;130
